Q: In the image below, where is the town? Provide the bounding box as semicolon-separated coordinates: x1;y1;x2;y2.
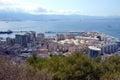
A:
0;31;120;63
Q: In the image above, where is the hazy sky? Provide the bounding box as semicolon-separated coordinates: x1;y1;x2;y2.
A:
0;0;120;16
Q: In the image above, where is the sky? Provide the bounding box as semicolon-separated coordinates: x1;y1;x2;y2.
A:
0;0;120;16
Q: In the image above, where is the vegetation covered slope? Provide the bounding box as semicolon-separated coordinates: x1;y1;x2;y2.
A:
0;56;52;80
0;52;120;80
26;52;120;80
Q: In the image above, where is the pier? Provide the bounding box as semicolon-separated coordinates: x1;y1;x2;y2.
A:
45;31;81;34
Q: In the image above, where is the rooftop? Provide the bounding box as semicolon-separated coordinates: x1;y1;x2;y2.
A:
88;46;101;51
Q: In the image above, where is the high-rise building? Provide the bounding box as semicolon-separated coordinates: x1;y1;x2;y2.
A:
101;43;118;54
25;31;36;42
15;34;30;47
30;31;36;41
88;46;101;58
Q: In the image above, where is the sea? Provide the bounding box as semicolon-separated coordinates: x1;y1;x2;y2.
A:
0;19;120;39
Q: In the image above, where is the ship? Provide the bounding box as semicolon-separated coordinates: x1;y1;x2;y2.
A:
0;30;13;34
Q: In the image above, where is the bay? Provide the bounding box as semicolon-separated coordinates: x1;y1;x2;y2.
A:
0;19;120;38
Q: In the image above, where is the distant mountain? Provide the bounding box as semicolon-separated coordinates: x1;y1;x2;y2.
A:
0;11;36;21
0;11;120;21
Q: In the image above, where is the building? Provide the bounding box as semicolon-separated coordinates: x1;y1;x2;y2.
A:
6;37;15;45
96;35;107;41
15;34;30;47
116;41;120;47
36;33;45;42
48;42;59;52
101;43;118;54
55;34;65;41
25;31;36;42
88;46;101;58
65;34;75;39
39;48;48;54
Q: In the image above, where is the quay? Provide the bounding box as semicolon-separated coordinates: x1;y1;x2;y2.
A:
45;31;81;34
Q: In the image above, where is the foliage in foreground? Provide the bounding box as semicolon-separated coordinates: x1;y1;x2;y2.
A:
0;52;120;80
0;56;52;80
26;52;120;80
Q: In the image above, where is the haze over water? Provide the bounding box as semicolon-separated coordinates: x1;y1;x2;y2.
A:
0;19;120;39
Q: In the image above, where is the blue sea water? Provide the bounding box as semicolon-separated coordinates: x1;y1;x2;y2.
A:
0;19;120;38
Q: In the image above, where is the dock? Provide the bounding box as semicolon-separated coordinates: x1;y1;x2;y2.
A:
45;31;81;34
